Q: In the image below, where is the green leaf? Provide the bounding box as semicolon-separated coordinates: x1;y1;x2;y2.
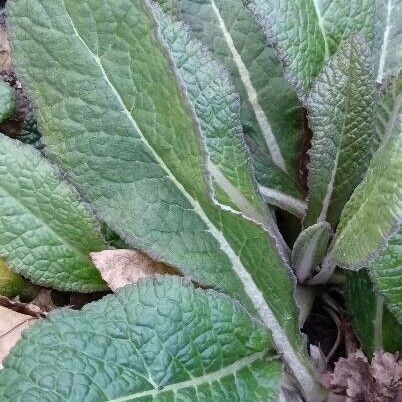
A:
291;222;332;283
376;73;402;144
8;0;324;397
19;112;43;150
374;0;402;83
154;6;266;221
159;0;305;209
345;270;402;355
157;0;180;14
371;228;402;323
304;36;376;228
329;118;402;269
0;277;282;401
0;81;16;124
0;258;30;298
0;134;106;291
250;0;375;92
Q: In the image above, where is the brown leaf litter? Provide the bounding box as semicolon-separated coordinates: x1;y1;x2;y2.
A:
323;350;402;401
90;249;179;291
0;296;44;367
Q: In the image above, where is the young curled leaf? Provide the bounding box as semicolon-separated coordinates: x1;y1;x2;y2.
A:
291;222;332;283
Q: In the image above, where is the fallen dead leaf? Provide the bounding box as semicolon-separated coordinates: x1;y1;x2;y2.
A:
0;305;38;367
29;289;58;312
0;295;45;317
327;350;402;401
90;249;179;291
0;25;11;74
371;351;402;400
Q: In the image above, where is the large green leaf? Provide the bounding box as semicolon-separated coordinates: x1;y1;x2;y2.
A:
374;0;402;83
345;270;402;356
329;118;402;269
0;135;106;291
0;277;282;401
250;0;375;92
371;229;402;323
153;5;265;222
304;37;376;228
8;0;324;397
159;0;305;212
0;258;31;298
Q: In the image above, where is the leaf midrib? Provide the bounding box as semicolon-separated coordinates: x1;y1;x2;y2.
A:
258;185;307;218
208;0;287;173
376;0;393;83
373;294;385;349
312;0;330;57
295;230;323;282
108;351;268;401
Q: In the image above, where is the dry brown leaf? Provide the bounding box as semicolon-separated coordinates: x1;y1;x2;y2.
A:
330;350;372;401
371;351;402;399
327;350;402;401
0;305;38;366
90;249;178;291
0;26;11;73
0;295;44;317
29;289;58;312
